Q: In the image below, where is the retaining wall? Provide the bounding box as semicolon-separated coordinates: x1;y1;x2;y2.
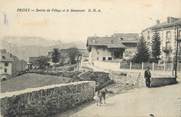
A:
151;77;177;87
0;81;95;117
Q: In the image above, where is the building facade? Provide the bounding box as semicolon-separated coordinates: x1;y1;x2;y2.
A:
142;17;181;62
0;49;27;79
86;33;139;63
28;57;41;69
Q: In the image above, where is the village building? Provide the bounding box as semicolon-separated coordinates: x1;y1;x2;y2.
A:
28;57;41;69
0;49;27;79
142;17;181;62
86;33;139;63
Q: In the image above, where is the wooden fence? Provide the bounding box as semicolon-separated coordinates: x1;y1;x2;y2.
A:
120;62;181;71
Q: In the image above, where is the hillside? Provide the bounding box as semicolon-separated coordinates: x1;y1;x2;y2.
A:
0;36;86;60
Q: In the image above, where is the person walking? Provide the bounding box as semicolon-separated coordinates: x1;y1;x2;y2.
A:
94;90;101;106
101;88;107;104
144;66;151;88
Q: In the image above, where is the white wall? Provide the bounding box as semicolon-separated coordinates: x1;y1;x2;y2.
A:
0;62;12;75
93;61;120;70
142;27;181;61
89;47;112;63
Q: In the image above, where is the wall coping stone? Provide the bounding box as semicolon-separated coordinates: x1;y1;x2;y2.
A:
0;81;95;99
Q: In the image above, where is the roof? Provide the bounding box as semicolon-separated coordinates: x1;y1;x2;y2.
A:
28;57;40;63
0;49;16;62
87;33;139;49
107;43;126;48
143;18;181;31
151;19;181;30
0;58;13;62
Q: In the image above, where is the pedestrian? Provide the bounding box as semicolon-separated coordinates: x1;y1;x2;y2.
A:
101;88;107;104
94;90;101;106
144;66;151;88
98;90;102;105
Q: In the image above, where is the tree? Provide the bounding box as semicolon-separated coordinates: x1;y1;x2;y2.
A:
66;47;81;64
51;48;60;63
37;56;49;69
152;31;161;63
132;36;150;63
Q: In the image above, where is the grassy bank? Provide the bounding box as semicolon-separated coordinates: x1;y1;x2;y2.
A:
1;73;73;93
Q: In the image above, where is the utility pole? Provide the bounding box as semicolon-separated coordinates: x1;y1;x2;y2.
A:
174;25;181;80
175;26;178;79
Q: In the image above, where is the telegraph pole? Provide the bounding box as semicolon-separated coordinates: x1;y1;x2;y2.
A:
174;24;181;79
175;26;179;79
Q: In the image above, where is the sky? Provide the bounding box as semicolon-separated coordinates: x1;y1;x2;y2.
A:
0;0;181;43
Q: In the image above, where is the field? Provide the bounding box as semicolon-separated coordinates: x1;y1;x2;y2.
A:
1;73;73;93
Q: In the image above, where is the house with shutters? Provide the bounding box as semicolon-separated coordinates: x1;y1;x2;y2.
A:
86;33;139;63
142;17;181;62
0;49;27;79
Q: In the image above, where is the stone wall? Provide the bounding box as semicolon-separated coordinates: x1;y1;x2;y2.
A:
151;77;177;87
0;81;95;117
79;71;113;91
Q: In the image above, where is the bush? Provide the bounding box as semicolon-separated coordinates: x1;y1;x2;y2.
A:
79;71;113;90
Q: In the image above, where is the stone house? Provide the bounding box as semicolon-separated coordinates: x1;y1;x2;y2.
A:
28;57;41;69
142;17;181;62
86;33;139;63
0;49;27;79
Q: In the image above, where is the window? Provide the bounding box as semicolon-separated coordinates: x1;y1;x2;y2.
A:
166;31;171;40
2;56;5;59
103;57;106;61
96;50;99;55
5;62;9;66
92;40;96;43
179;30;181;38
4;68;7;73
147;31;150;40
166;42;171;49
97;57;99;60
120;38;123;40
147;35;150;40
108;57;112;60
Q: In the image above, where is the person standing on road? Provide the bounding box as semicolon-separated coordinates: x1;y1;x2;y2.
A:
101;88;107;104
94;90;101;106
144;66;151;88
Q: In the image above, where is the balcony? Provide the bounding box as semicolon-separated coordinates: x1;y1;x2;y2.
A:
162;47;172;53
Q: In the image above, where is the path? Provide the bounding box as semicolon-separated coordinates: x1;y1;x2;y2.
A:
58;81;181;117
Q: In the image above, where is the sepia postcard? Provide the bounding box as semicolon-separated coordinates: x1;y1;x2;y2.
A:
0;0;181;117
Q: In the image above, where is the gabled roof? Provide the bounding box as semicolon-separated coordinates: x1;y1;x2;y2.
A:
0;49;17;62
87;36;126;48
143;18;181;31
87;33;139;49
150;19;181;30
107;43;126;48
28;57;40;63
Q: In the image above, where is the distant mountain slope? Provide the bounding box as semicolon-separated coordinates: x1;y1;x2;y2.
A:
0;36;86;61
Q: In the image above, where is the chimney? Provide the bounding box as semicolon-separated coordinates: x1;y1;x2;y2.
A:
156;20;160;24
